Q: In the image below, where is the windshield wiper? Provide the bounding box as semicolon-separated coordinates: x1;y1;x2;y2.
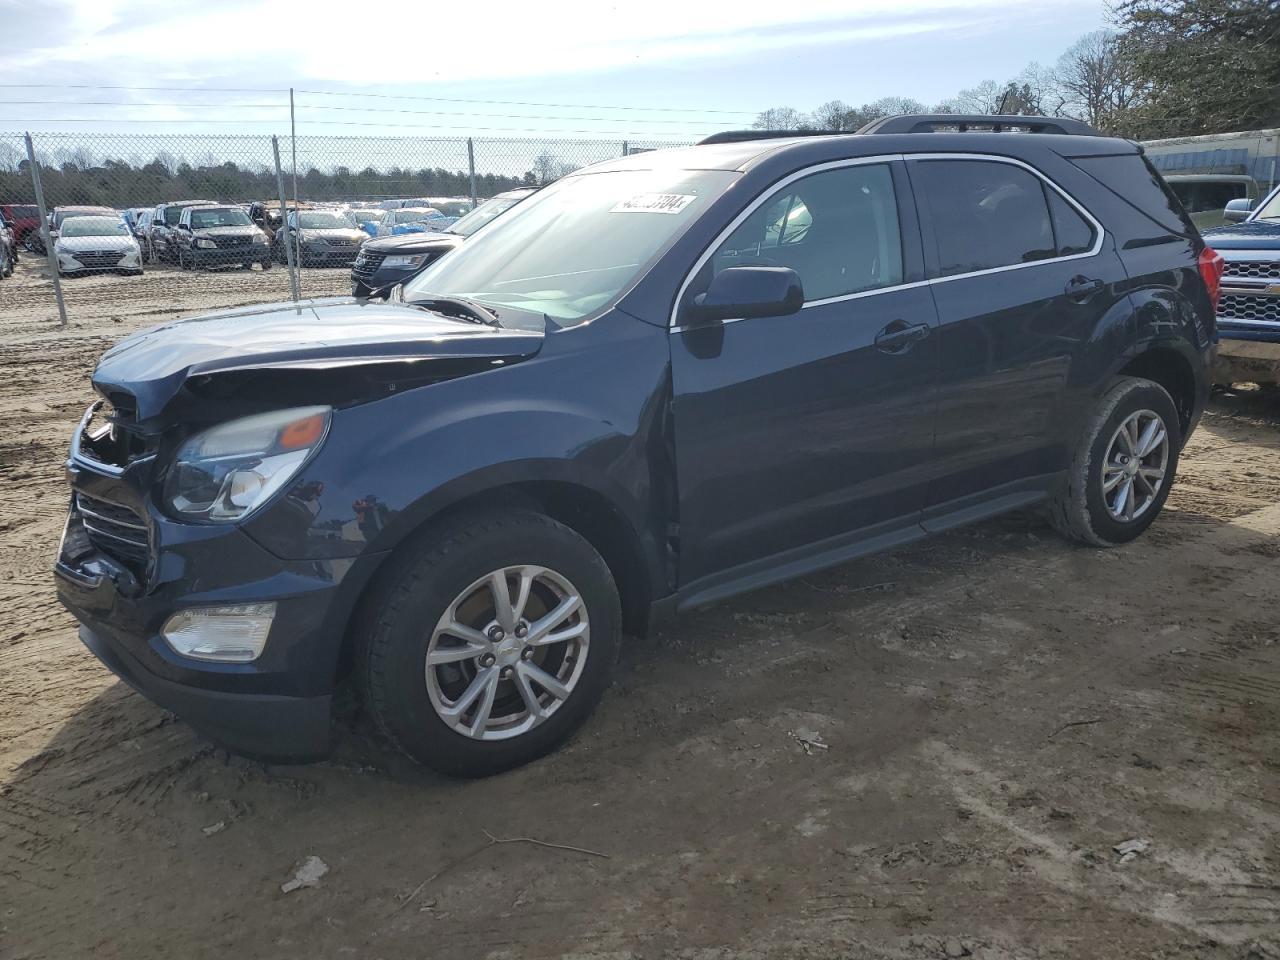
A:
407;295;501;327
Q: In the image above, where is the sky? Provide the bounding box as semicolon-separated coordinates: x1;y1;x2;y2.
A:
0;0;1109;141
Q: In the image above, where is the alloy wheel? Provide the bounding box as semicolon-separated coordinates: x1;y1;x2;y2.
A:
1101;408;1169;522
425;565;590;741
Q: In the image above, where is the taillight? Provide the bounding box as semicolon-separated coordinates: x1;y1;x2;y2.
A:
1199;246;1225;313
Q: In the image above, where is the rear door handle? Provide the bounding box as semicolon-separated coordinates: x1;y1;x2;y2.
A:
875;320;931;354
1065;275;1104;301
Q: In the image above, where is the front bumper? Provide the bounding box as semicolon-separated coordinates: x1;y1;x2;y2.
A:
78;622;332;759
191;244;268;265
54;453;384;761
1214;328;1280;385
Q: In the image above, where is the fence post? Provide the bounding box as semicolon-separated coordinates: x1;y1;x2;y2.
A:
467;138;477;206
23;133;68;328
272;136;301;302
621;141;629;158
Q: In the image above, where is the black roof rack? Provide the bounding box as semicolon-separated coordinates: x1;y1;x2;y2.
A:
697;129;839;146
857;114;1100;136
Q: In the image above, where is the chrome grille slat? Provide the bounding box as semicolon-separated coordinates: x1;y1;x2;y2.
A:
1222;259;1280;281
74;492;151;571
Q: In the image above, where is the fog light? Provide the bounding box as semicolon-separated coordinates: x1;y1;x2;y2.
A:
161;603;276;662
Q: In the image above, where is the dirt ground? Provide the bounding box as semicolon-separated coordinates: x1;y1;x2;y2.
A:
1;258;1278;960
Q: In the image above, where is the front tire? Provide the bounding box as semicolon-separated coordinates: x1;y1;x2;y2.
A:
357;510;620;778
1048;376;1182;546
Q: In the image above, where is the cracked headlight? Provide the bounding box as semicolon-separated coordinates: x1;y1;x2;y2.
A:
165;406;331;522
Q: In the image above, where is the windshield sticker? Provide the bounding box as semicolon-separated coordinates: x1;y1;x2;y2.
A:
611;193;698;215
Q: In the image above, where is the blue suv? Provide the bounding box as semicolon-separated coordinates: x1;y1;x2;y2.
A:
56;115;1219;777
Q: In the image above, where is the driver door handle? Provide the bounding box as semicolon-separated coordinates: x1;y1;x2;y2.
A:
875;319;931;354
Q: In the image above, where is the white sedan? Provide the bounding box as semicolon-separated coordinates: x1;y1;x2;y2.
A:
54;216;144;276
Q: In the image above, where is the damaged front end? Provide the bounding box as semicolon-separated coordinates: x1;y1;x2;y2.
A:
53;298;546;759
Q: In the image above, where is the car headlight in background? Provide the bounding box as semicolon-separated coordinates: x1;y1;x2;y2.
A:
164;406;331;522
252;232;268;245
194;238;216;249
383;254;429;268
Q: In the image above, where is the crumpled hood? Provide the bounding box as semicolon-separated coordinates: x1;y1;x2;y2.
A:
1202;219;1280;250
92;297;544;419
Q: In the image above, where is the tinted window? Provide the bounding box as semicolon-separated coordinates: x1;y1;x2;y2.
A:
1047;190;1095;256
915;160;1055;277
708;163;902;302
1072;154;1195;237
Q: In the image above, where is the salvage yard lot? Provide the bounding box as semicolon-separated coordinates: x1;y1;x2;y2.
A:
1;274;1278;959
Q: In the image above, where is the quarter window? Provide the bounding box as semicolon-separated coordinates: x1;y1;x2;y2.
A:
1047;189;1096;256
705;163;903;303
915;159;1061;276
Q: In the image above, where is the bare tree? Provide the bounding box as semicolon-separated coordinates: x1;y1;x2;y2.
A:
1055;30;1141;130
811;100;856;131
752;106;812;130
950;79;1005;114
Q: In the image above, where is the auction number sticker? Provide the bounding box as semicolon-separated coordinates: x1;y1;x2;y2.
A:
611;193;697;214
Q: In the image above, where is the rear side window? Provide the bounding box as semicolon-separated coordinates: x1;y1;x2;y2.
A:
710;163;903;302
1071;154;1195;237
913;159;1056;277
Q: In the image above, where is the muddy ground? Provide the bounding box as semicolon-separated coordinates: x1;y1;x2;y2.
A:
1;259;1278;960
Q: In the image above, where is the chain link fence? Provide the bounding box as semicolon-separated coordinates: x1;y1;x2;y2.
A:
0;132;689;331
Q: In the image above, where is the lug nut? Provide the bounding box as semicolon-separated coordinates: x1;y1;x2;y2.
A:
500;666;514;679
488;626;505;641
521;647;534;661
514;623;528;639
479;653;496;667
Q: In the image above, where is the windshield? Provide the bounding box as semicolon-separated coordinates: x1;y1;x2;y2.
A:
1254;187;1280;221
298;211;356;229
61;216;130;237
349;209;380;222
189;208;253;229
448;195;522;237
394;208;441;224
56;208;111;227
405;169;737;324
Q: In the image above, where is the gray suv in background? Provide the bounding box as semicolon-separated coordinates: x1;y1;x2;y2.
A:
171;204;272;271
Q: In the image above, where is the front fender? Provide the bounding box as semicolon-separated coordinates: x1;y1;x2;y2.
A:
241;311;673;583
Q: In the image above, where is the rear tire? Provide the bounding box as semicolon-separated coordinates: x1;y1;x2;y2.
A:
1048;376;1182;546
356;509;620;778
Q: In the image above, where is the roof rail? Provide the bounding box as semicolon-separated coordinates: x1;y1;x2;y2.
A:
857;114;1101;136
697;129;839;146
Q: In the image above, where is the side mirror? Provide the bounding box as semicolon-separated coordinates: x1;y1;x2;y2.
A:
686;266;804;324
1223;198;1255;223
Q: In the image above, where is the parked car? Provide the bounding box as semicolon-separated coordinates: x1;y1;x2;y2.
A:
352;188;535;298
346;207;383;237
49;205;116;243
56;115;1217;778
1163;174;1260;231
1203;182;1280;386
149;200;217;263
376;197;439;210
171;204;272;271
1;204;42;250
53;215;143;276
0;215;14;278
130;208;155;259
373;207;447;237
275;208;366;266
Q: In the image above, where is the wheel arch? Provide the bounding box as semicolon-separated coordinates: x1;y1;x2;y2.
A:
1114;343;1200;440
333;477;658;684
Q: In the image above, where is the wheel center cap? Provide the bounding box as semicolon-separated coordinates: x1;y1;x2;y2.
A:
1126;460;1139;477
496;640;522;665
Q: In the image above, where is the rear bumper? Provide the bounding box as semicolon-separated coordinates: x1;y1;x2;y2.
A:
78;622;332;759
1214;326;1280;384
